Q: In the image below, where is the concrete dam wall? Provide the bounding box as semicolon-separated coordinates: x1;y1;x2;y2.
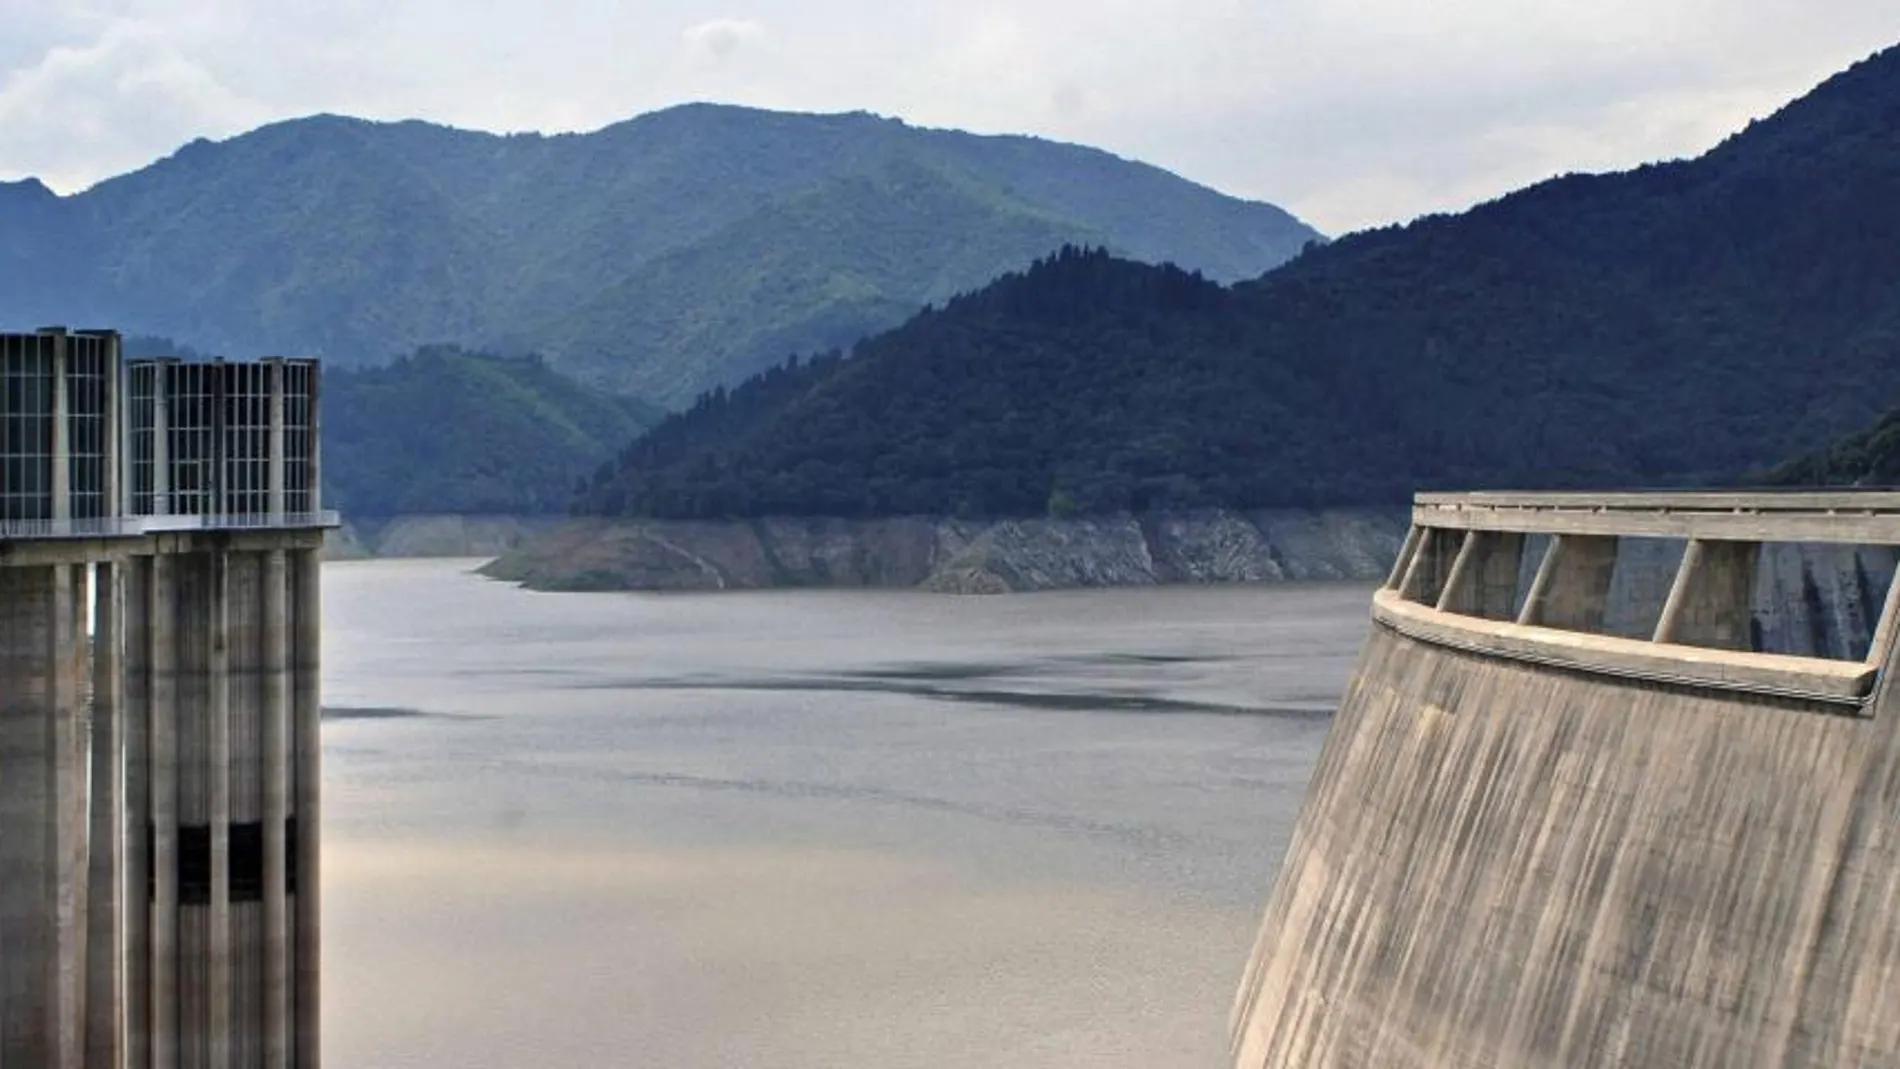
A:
1231;492;1900;1069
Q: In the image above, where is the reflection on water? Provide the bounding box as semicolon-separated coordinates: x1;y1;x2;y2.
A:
321;560;1373;1069
584;667;1337;718
321;705;467;721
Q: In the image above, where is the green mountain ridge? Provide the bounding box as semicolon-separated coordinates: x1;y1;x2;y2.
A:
539;157;1095;400
322;347;658;517
5;105;1319;407
577;43;1900;520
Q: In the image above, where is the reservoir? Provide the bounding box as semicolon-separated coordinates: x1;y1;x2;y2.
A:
320;559;1372;1068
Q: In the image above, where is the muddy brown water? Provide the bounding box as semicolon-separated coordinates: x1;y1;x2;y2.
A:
321;559;1372;1068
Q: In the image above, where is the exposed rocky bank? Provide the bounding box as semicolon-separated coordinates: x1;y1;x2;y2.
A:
477;509;1413;594
323;514;561;561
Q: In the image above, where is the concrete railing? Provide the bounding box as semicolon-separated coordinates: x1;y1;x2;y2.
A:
0;511;342;541
1382;491;1900;710
1413;490;1900;542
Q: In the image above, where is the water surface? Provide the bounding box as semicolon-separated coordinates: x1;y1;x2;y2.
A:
321;559;1372;1068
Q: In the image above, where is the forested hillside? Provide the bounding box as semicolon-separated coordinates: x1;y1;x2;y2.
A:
323;348;655;516
579;44;1900;520
124;337;654;516
3;106;1318;407
1768;409;1900;487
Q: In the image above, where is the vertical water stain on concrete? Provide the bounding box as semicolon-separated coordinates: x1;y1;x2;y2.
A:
1232;620;1900;1068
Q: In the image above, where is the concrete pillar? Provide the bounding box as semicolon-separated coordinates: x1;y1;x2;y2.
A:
1385;526;1422;591
149;556;177;1069
0;566;57;1068
123;558;152;1069
263;551;291;1069
292;548;320;1069
226;551;267;1069
174;551;219;1069
85;562;125;1069
168;550;218;1069
1436;531;1526;620
1399;527;1461;607
1654;538;1761;650
57;565;87;1069
66;565;90;1063
1397;527;1433;603
1435;531;1481;612
0;565;85;1069
208;553;232;1069
1517;534;1620;632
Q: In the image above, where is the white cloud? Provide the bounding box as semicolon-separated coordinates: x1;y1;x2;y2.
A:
0;16;265;189
682;18;766;63
0;1;1894;231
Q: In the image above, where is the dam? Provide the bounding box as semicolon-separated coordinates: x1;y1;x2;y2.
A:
1231;491;1900;1068
0;328;335;1068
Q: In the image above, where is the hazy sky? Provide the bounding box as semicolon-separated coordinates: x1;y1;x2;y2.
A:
0;1;1893;233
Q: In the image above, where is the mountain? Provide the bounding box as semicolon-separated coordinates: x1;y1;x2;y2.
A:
576;44;1900;521
0;179;81;316
321;347;657;516
122;337;655;517
3;106;1320;407
1767;408;1900;487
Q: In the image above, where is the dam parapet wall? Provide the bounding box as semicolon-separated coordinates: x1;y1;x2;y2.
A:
1232;491;1900;1069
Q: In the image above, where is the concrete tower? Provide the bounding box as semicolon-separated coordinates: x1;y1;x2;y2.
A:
0;327;118;1069
0;329;332;1069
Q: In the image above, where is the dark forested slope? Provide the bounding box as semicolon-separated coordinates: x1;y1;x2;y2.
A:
1769;408;1900;487
1229;42;1900;483
579;44;1900;520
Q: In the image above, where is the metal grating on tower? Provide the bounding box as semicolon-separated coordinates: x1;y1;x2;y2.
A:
0;329;119;532
122;358;322;523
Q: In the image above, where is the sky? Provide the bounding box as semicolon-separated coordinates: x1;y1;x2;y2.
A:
0;1;1893;234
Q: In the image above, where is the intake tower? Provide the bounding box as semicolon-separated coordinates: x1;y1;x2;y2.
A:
0;327;335;1069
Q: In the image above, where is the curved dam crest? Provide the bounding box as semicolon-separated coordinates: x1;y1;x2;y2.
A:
1232;492;1900;1069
